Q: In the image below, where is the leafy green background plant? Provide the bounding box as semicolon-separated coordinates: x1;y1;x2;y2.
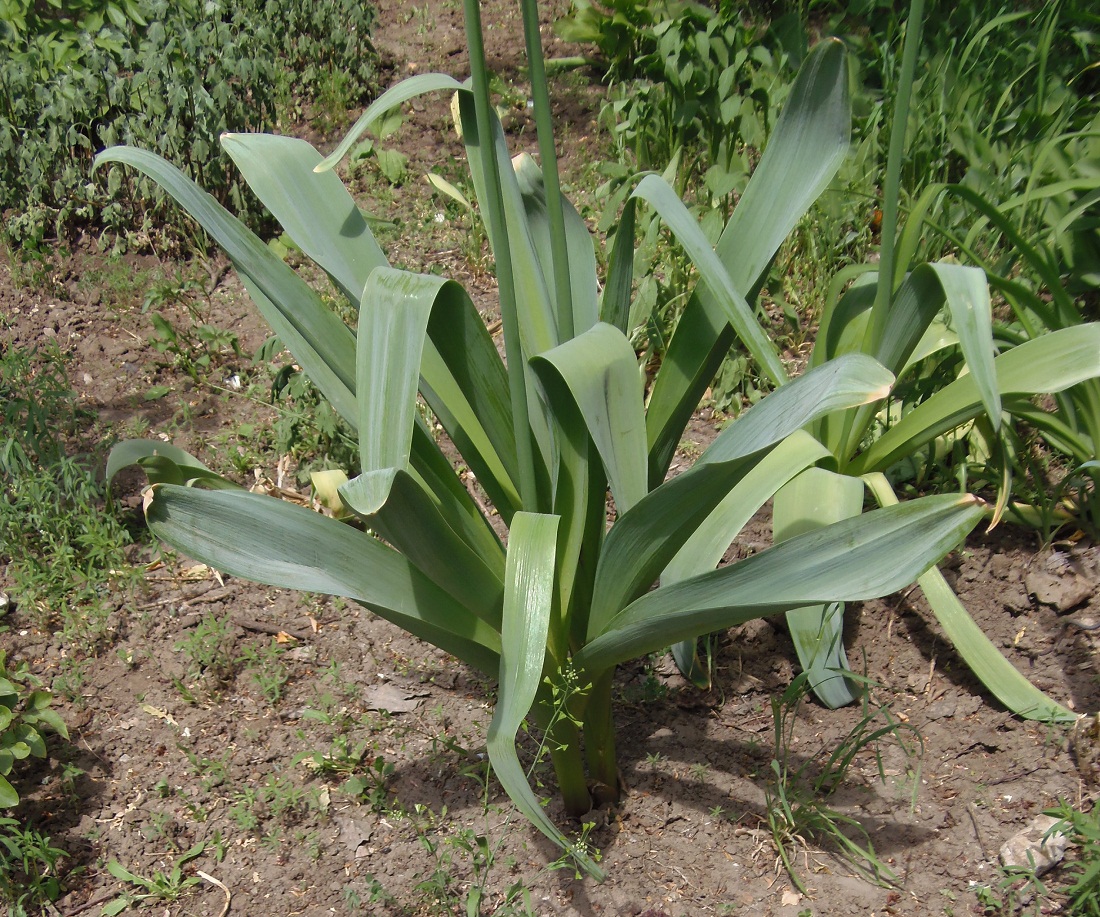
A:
0;0;378;251
0;343;138;651
0;652;68;807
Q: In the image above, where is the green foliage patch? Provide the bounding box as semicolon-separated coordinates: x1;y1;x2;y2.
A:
0;0;378;251
0;343;136;646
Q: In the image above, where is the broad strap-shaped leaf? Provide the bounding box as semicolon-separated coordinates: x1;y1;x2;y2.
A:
575;494;983;674
95;148;358;428
221;133;387;305
925;262;999;431
773;468;866;708
587;355;894;639
646;38;851;482
456;91;558;356
665;431;833;688
819;264;1000;460
864;475;1073;723
354;267;435;507
486;513;605;880
340;469;504;629
456;89;558;486
851;324;1100;474
813;272;877;367
143;485;501;675
422;281;521;519
408;418;507;566
531;323;648;515
527;357;601;634
631;174;786;387
316;73;465;172
601;197;637;333
354;267;520;521
106;440;232;489
665;432;834;585
348;270;512;584
513;152;600;336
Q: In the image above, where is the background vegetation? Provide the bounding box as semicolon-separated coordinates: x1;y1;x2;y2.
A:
0;0;378;251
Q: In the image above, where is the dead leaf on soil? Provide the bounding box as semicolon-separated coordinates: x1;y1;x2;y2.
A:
780;887;802;906
140;704;178;727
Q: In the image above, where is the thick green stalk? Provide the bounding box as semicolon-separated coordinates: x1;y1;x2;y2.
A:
520;0;574;340
463;0;538;510
582;671;620;804
868;0;926;354
842;0;925;462
545;713;593;816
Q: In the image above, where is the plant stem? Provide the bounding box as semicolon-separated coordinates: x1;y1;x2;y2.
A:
546;714;593;816
520;0;574;340
463;0;539;511
582;671;620;803
868;0;926;354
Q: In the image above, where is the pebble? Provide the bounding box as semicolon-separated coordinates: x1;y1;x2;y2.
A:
999;814;1067;875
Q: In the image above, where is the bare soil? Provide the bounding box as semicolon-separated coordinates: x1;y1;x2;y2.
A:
4;3;1100;915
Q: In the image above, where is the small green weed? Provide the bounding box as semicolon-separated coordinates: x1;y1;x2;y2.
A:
174;614;237;696
295;735;394;812
0;816;67;910
765;671;922;894
237;638;290;706
102;842;206;915
147;311;240;383
264;355;360;484
0;342;137;645
1046;798;1100;915
0;650;69;806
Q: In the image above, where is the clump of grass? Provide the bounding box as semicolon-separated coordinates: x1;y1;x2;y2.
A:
765;671;922;893
0;343;137;647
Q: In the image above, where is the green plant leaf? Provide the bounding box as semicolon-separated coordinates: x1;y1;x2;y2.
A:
0;774;16;807
486;513;604;880
532;323;648;515
106;440;231;489
221;133;387;305
631;173;786;387
142;485;501;675
513;152;599;336
317;73;465;172
340;469;504;629
774;467;866;708
106;859;144;885
923;262;999;431
577;494;983;673
864;474;1073;722
421;281;522;518
353;267;436;506
645;37;850;481
601;197;637;334
665;431;833;689
851;325;1100;474
456;91;558;358
589;355;894;638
